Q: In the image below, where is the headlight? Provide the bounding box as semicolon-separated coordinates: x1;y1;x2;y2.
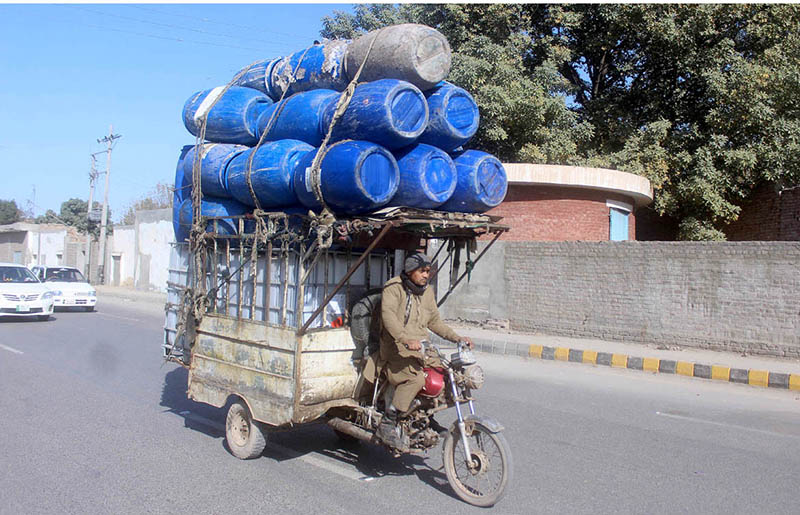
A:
463;365;485;390
42;291;54;299
89;290;96;297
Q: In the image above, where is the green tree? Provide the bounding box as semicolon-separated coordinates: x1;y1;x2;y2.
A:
322;4;591;164
321;4;800;240
35;198;111;238
0;199;22;225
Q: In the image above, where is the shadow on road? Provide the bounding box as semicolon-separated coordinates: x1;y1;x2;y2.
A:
160;366;226;439
159;364;456;501
0;315;58;323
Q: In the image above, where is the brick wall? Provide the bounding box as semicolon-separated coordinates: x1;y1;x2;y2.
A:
441;241;800;358
485;185;638;241
725;183;800;241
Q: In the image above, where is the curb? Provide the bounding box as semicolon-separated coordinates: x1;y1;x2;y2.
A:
467;337;800;392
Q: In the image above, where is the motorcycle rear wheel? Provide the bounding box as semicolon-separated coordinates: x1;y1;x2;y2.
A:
442;422;512;507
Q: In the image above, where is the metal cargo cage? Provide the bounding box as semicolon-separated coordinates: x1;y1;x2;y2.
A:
163;207;508;427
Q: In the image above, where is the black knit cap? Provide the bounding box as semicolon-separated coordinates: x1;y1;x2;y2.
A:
404;252;431;272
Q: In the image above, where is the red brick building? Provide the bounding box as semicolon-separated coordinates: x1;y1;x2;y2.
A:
489;164;653;241
724;182;800;241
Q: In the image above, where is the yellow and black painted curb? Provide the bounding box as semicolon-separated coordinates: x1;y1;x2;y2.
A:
525;343;800;390
465;337;800;391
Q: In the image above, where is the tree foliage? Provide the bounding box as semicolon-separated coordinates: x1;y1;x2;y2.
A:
0;199;22;225
321;4;800;240
35;198;111;238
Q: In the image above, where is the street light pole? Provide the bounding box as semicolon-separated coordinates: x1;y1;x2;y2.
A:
96;125;121;285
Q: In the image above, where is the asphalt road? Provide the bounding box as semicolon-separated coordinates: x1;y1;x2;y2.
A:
1;299;799;514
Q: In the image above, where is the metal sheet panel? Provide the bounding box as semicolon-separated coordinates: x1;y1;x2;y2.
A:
298;329;359;406
188;315;297;426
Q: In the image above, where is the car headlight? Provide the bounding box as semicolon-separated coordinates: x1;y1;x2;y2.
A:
42;291;54;299
89;290;96;297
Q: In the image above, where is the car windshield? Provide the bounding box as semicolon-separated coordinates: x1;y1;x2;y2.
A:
44;268;87;283
0;266;40;283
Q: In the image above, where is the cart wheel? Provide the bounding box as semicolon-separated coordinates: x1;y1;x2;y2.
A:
225;400;266;460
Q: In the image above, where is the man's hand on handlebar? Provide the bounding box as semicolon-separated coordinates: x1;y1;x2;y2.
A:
462;337;474;350
404;340;422;351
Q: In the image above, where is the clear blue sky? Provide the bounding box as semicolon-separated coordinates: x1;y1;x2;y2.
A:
0;2;353;221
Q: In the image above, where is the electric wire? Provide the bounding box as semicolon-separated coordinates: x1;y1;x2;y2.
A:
64;5;304;50
127;4;312;44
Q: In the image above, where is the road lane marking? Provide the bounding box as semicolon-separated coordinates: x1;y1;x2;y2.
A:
96;312;142;322
0;343;23;354
656;411;800;439
180;411;378;482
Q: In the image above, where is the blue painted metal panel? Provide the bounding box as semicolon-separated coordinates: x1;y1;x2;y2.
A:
609;207;629;241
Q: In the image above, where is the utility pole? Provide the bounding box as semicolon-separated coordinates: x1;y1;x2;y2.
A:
84;154;100;282
96;125;121;285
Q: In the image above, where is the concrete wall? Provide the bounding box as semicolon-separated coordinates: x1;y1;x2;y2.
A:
134;209;173;291
26;228;65;267
0;230;27;263
112;226;135;286
109;208;172;291
439;241;800;358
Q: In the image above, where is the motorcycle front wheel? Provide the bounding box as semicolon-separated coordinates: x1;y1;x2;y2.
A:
442;422;512;507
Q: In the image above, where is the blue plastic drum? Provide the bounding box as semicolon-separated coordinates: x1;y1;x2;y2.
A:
438;150;508;213
267;41;349;99
172;145;194;241
177;197;250;240
419;81;480;152
232;58;281;95
256;89;339;147
322;79;429;150
183;143;248;199
388;144;456;209
182;86;273;145
293;140;399;214
226;140;314;208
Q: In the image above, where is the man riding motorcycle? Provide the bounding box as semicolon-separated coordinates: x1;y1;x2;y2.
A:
371;252;473;448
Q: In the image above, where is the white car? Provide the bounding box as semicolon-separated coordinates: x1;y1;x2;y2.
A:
0;263;56;321
31;266;97;312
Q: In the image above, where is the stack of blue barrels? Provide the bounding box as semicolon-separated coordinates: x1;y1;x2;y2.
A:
173;23;508;241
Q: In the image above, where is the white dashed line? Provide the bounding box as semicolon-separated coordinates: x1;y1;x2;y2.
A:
0;343;23;355
96;312;141;322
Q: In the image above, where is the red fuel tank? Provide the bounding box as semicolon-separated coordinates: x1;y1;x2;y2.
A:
420;367;445;397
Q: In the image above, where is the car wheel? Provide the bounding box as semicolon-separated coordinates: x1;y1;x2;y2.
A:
38;314;50;321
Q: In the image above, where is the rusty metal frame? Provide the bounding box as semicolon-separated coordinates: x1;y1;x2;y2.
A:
297;222;394;335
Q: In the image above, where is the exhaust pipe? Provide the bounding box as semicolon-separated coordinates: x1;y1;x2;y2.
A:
327;417;375;443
